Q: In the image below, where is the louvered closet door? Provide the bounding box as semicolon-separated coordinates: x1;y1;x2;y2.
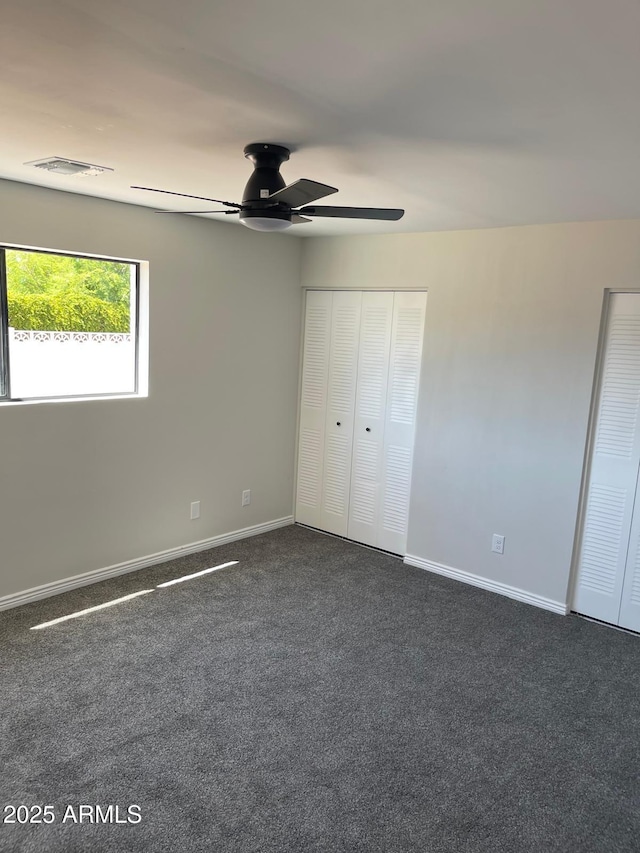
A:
378;292;427;554
320;291;362;535
619;472;640;632
574;293;640;625
296;290;332;528
348;292;394;548
614;296;640;631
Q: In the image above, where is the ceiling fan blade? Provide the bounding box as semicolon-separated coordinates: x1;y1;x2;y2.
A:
291;214;312;224
131;186;241;208
154;209;239;214
268;179;338;207
299;206;404;221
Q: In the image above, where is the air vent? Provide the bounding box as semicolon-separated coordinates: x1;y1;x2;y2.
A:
24;157;113;176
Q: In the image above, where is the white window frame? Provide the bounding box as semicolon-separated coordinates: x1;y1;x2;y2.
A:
0;243;149;405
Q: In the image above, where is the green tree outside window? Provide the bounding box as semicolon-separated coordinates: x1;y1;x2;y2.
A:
6;250;132;333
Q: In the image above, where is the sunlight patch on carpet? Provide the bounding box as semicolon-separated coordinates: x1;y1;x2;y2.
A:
31;589;154;630
156;561;239;588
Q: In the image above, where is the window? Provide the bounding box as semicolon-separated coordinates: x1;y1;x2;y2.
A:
0;245;143;402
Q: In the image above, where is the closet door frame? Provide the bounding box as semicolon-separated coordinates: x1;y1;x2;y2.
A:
293;287;428;554
568;288;640;628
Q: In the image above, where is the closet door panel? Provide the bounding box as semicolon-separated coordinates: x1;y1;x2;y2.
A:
616;296;640;632
296;291;332;528
619;498;640;632
348;292;394;547
321;291;362;535
379;292;427;554
574;293;640;624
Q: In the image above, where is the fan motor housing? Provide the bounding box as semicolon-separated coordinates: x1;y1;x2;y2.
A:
241;143;292;225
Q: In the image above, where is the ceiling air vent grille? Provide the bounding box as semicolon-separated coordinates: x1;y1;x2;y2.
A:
24;157;113;176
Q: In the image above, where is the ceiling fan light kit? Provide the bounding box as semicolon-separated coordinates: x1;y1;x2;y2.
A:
131;142;404;231
241;216;292;232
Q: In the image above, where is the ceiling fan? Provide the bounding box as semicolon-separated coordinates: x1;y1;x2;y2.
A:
131;143;404;232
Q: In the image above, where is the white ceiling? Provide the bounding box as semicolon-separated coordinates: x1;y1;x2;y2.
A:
1;0;640;236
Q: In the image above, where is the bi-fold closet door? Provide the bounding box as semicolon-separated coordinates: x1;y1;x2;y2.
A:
574;292;640;632
295;289;426;555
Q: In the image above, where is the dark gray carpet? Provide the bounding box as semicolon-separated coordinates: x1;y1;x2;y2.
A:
1;524;639;853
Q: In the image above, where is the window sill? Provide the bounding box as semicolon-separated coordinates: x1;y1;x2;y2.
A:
0;392;148;406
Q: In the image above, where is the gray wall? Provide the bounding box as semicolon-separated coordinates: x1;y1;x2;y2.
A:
0;179;302;599
4;183;640;613
301;222;640;606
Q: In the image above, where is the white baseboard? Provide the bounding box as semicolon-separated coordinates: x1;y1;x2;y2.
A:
403;554;568;616
0;516;294;612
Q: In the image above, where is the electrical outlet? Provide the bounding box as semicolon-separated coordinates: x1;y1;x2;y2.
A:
491;534;505;554
242;489;251;507
190;501;200;520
